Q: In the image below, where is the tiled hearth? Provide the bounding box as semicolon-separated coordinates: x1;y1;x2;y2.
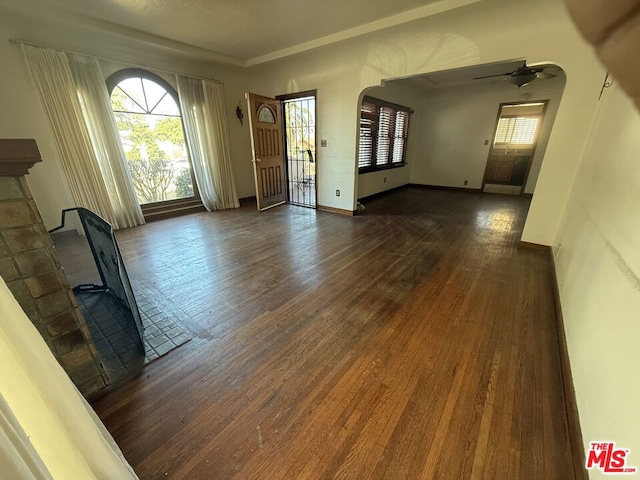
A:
51;228;192;371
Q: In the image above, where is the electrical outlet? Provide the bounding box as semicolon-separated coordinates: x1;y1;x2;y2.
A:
484;139;489;145
464;180;468;185
321;140;327;147
336;189;340;196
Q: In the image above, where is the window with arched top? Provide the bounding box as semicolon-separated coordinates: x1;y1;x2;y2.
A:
107;69;197;206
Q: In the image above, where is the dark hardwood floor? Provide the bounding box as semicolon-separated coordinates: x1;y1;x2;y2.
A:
92;187;573;480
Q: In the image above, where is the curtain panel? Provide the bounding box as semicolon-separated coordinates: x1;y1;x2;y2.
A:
21;45;143;229
177;75;239;211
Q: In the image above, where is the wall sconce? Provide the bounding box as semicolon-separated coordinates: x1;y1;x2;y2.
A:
236;103;244;125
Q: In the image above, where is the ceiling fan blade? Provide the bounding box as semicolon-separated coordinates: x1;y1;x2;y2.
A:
472;72;512;80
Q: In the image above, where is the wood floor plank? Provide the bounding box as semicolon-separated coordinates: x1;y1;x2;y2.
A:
90;187;574;480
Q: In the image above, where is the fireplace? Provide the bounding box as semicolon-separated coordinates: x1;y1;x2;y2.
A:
0;139;107;398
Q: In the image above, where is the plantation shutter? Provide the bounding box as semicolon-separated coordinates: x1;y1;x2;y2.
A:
495;117;539;145
358;96;412;172
376;106;394;165
392;110;410;163
359;100;377;169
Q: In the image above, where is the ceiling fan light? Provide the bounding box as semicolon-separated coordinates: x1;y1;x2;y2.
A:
510;73;537;87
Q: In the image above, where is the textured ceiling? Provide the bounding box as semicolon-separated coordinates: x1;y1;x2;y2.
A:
21;0;458;62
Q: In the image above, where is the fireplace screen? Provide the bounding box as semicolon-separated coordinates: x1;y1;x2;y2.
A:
50;208;144;383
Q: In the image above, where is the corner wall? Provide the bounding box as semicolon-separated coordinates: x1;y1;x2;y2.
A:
554;84;640;477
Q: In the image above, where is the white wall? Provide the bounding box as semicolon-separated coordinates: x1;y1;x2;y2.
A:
247;0;604;244
0;277;137;478
357;81;424;199
554;84;640;477
0;9;255;230
409;75;566;193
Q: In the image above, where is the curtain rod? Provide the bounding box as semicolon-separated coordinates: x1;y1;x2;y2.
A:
9;38;224;85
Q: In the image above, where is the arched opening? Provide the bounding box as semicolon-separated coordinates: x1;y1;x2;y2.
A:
356;60;567;209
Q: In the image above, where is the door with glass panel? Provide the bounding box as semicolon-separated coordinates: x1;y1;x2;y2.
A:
280;92;317;208
246;92;287;211
483;101;548;194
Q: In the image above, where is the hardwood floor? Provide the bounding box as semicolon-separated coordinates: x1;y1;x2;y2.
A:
92;187;573;480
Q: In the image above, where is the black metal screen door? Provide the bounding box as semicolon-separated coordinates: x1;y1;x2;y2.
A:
283;95;316;208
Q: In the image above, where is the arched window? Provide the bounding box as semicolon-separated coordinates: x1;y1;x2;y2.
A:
107;69;196;206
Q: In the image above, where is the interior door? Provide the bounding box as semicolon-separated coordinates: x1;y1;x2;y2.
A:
482;101;547;195
246;93;286;211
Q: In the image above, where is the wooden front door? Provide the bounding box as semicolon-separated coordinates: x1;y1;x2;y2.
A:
246;93;286;211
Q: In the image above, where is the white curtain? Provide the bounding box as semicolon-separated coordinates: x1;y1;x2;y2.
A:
21;45;144;229
177;75;239;211
67;54;144;229
0;277;138;479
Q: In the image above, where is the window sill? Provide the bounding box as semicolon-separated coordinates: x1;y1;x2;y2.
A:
358;163;406;175
141;197;205;221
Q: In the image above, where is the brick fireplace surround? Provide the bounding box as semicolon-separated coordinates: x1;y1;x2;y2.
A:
0;139;107;398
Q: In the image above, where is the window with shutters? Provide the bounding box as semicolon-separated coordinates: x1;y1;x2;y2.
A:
358;96;412;173
494;116;540;146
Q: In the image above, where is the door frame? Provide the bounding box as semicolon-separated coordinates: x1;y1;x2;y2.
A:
482;99;549;194
276;90;318;209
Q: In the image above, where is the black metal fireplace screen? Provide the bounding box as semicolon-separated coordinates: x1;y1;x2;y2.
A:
50;208;144;382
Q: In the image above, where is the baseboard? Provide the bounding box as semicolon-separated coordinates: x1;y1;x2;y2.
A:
239;195;257;206
408;183;482;193
549;251;588;480
144;204;206;222
518;240;551;252
317;205;356;216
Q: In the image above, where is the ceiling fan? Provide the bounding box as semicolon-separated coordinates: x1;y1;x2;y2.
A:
472;62;558;88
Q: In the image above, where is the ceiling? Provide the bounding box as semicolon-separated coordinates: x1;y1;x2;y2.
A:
1;0;482;65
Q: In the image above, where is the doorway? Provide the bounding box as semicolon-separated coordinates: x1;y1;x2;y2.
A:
483;101;548;195
279;92;317;208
